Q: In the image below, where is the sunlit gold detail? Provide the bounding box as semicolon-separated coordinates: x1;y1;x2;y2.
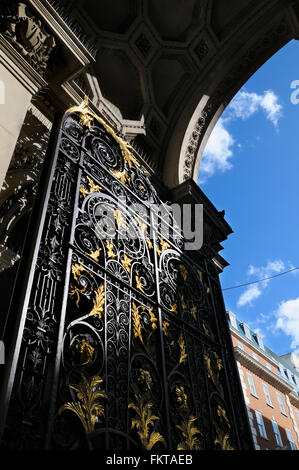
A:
190;304;197;321
175;386;188;410
178;332;187;364
156;237;171;257
146;238;153;249
179;264;188;282
121;253;133;273
80;176;102;198
206;287;210;294
111;169;130;185
132;301;143;344
138;369;152;391
70;283;86;308
58;373;107;434
106;238;116;258
162;320;169;336
170;302;178;314
89;284;105;318
135;272;144;292
75;338;94;365
66;96;139;169
88;248;102;262
72;263;85;282
138;184;145;191
176;416;202;450
114;209;125;228
148;308;158;331
128;393;167;450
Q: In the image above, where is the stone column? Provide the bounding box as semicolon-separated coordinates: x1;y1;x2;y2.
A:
0;63;32;190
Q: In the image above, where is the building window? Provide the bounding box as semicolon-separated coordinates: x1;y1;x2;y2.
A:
271;420;283;447
296;410;299;421
262;383;273;406
238;341;244;351
247;373;257;397
255;411;267;439
254;333;265;350
266;362;272;371
286;429;296;450
276;392;287;415
252;352;259;361
228;311;238;329
242;323;251;340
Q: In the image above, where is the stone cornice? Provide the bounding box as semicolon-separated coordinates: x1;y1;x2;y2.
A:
234;347;297;395
29;0;94;67
231;326;280;366
0;35;47;94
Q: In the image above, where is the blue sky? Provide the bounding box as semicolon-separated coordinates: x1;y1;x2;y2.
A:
198;39;299;356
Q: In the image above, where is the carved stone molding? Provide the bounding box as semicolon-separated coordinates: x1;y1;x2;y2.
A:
0;1;56;76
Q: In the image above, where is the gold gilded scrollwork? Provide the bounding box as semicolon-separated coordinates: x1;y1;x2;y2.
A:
132;301;143;344
106;238;116;259
121;253;133;273
214;405;235;450
89;284;105;319
75;338;94;366
66;96;140;169
177;416;202;450
204;350;223;385
178;332;187;364
128;369;166;450
88;248;102;262
80;175;103;198
58;373;107;434
156;237;170;257
175;386;202;450
128;393;167;450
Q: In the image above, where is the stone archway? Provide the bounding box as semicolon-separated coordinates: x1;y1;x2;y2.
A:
163;1;298;187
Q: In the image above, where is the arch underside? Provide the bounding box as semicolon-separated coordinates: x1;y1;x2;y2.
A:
66;0;298;187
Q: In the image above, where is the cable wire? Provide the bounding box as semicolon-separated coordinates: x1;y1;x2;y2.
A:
222;267;299;291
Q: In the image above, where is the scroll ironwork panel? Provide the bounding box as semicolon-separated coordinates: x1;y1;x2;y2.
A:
0;99;253;451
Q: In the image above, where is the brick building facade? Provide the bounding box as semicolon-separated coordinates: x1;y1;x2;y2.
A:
228;310;299;450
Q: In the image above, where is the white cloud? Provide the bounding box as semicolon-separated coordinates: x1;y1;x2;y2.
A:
275;298;299;353
237;284;262;307
199;118;234;183
237;259;285;308
199;88;282;183
228;90;283;129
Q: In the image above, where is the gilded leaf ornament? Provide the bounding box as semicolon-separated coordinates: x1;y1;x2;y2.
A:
89;284;105;318
132;301;143;344
121;253;133;273
106;239;116;259
176;416;202;450
175;386;188;410
135;272;144;292
128;393;167;450
75;338;94;365
178;332;187;364
80;176;102;198
88;248;102;262
66;96;139;170
58;373;107;434
138;369;153;391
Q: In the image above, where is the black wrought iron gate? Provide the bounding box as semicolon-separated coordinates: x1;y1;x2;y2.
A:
0;100;253;450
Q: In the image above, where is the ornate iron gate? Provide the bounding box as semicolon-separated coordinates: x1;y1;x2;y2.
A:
0;99;253;450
